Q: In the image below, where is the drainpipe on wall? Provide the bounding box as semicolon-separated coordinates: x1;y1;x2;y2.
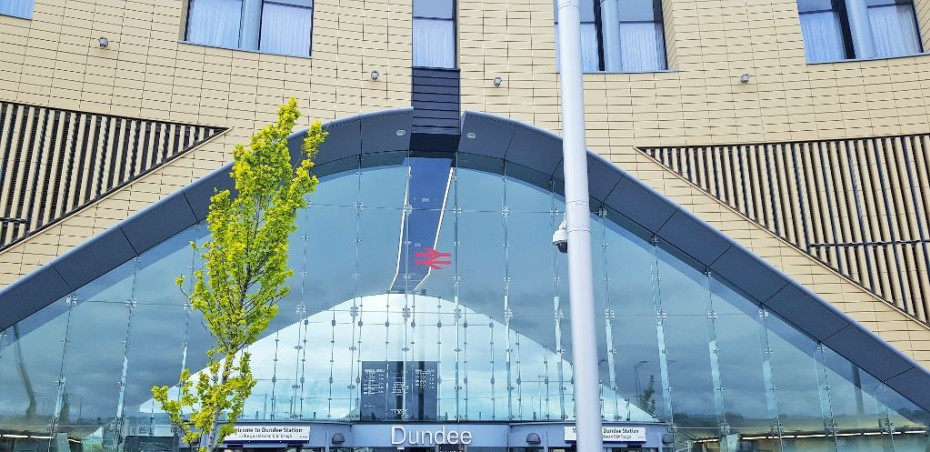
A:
556;2;604;452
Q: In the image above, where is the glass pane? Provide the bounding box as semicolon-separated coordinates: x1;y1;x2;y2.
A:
868;4;922;57
260;2;313;56
186;0;243;48
710;280;773;436
604;223;668;422
619;22;667;71
414;0;453;19
0;301;70;434
413;19;455;68
57;299;129;443
765;315;836;449
268;0;311;7
656;248;717;434
618;0;659;22
798;0;837;12
800;11;848;62
0;0;33;19
555;23;600;72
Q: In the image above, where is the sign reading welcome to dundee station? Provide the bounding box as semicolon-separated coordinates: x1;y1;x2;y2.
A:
225;425;311;443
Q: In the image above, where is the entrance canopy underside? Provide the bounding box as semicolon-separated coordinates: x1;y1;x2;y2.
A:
0;109;928;412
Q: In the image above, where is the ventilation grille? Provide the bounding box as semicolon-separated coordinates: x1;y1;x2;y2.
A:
0;101;226;250
642;136;930;324
412;68;460;139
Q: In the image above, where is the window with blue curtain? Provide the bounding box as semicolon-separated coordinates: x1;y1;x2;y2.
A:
553;0;668;73
413;0;456;68
0;0;34;19
554;0;600;72
797;0;922;62
185;0;314;57
617;0;667;72
187;0;244;49
798;0;852;62
260;0;313;56
866;0;922;57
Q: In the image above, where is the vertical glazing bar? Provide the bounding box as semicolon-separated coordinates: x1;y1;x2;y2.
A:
599;212;620;420
813;344;839;451
349;161;363;417
270;332;280;418
115;256;141;436
552;205;567;421
650;238;674;422
49;295;75;452
756;308;783;448
297;206;311;419
452;167;463;420
502;174;513;420
702;271;729;441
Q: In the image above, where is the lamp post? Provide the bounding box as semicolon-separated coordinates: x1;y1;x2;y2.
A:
556;1;603;452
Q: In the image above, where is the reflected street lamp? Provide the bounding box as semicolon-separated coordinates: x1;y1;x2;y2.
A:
634;360;648;396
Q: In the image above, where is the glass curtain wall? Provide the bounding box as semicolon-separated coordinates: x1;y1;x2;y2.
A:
1;154;929;452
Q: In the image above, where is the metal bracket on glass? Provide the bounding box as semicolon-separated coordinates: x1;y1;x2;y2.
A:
719;423;731;436
770;420;784;436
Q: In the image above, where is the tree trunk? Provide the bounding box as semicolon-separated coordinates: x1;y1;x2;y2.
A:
204;353;234;452
13;324;37;419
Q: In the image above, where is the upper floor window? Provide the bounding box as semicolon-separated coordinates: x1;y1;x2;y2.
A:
186;0;313;57
798;0;922;62
413;0;456;68
554;0;667;73
0;0;33;19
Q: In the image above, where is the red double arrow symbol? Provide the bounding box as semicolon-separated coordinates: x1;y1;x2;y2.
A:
413;247;451;270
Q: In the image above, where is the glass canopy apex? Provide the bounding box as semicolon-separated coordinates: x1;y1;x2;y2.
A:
0;110;928;452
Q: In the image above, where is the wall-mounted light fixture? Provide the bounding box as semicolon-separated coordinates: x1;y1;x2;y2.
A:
331;433;346;445
98;36;109;48
493;76;503;87
740;73;751;84
526;433;542;445
370;70;380;81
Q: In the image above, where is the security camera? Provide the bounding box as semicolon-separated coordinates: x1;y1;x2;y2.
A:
552;218;568;254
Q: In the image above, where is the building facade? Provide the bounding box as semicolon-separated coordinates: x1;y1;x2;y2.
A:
1;0;930;451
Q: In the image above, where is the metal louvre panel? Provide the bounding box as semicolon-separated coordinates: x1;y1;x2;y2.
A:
0;100;226;251
641;133;930;324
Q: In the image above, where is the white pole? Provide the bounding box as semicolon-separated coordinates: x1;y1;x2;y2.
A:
556;2;603;452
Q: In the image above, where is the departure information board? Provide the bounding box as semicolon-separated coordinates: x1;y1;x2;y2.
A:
360;361;438;421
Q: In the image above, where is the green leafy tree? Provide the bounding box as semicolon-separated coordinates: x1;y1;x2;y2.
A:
637;374;657;416
152;98;327;452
